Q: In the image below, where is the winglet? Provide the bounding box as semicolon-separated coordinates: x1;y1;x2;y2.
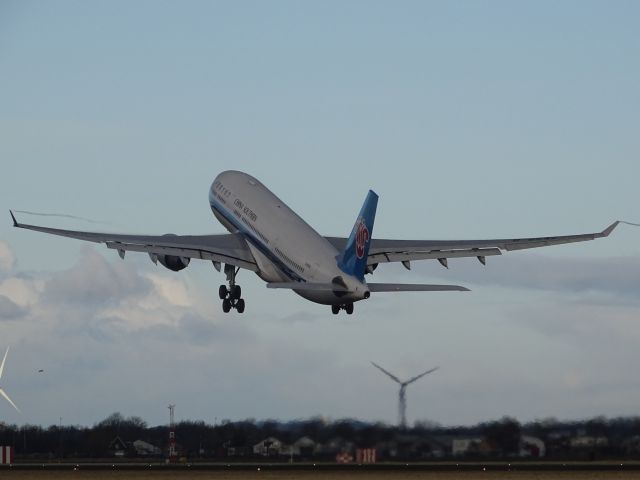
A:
9;210;18;227
598;221;619;238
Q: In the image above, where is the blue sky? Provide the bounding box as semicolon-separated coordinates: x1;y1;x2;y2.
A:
1;1;639;427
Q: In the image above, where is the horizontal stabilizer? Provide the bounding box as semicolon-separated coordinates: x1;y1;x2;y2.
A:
267;282;349;292
367;283;469;292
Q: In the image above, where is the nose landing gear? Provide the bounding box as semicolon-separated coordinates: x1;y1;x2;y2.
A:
219;264;245;313
331;303;354;315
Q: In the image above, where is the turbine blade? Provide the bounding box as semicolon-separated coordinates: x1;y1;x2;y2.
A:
405;366;439;385
0;346;8;380
0;388;20;413
371;361;402;384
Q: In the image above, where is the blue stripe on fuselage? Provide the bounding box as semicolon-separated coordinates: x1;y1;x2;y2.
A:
208;195;304;282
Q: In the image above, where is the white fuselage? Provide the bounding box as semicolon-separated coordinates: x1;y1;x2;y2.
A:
208;171;368;305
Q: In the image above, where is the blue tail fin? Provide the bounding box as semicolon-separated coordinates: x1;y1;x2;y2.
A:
338;190;378;280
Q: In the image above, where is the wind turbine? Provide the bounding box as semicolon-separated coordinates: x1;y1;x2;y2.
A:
0;347;20;412
371;361;437;429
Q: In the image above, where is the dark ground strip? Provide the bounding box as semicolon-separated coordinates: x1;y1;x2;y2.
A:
2;462;640;471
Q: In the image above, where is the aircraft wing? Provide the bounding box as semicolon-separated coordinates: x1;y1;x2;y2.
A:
325;221;619;268
10;211;258;271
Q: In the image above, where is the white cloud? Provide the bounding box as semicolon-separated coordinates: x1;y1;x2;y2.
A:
0;243;341;425
42;247;152;306
1;239;640;427
0;294;26;319
414;254;640;302
0;276;42;307
144;273;192;307
0;241;16;274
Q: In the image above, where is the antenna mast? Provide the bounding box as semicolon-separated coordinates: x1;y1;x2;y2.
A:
168;404;177;463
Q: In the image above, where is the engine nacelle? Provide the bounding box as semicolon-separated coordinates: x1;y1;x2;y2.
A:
157;255;190;272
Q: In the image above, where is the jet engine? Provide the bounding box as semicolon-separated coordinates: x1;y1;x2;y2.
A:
156;254;190;271
149;233;191;271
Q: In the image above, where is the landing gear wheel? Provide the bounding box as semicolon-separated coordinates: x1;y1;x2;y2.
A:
345;303;354;315
231;285;242;300
236;298;245;313
219;285;228;300
222;298;232;313
331;305;340;315
220;264;247;314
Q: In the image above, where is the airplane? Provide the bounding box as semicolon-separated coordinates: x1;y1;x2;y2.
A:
10;170;619;314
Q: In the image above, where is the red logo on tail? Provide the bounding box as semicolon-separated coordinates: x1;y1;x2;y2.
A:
355;218;370;259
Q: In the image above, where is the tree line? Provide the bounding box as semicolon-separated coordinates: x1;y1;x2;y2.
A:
2;413;640;460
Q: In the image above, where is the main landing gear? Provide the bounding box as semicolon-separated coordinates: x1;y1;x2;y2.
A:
219;264;245;313
331;303;354;315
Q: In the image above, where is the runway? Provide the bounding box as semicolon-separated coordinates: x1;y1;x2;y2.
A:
3;461;640;478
